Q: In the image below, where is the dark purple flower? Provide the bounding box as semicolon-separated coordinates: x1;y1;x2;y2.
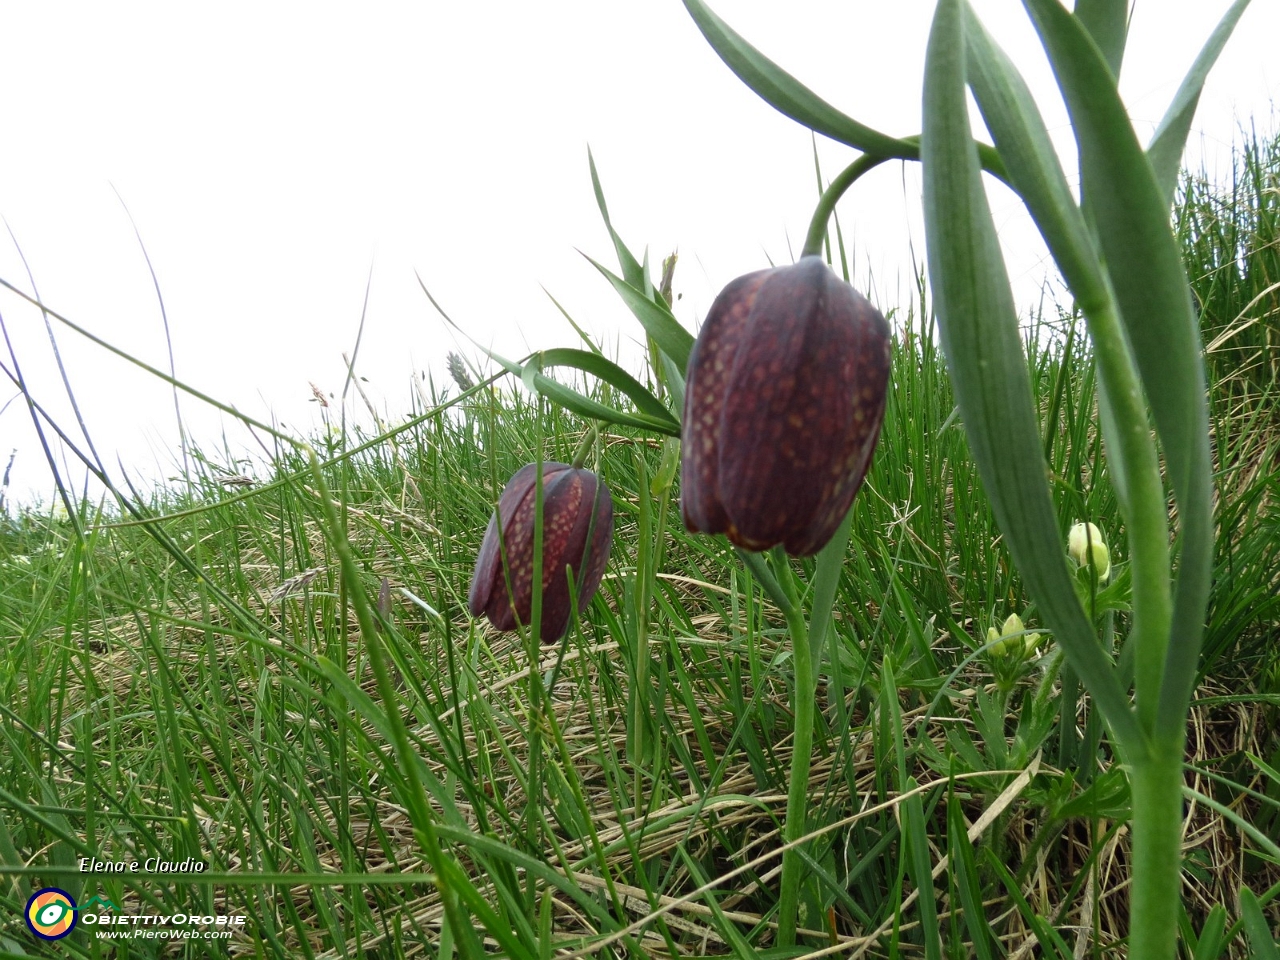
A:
681;256;890;556
468;462;614;641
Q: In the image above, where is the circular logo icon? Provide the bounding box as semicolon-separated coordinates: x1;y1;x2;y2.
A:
25;888;77;940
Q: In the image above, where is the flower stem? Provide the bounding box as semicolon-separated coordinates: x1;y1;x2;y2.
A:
799;137;1011;261
801;154;891;259
773;545;814;947
570;424;599;469
1128;746;1185;960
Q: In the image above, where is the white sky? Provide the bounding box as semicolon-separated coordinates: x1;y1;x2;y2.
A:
1;1;1276;508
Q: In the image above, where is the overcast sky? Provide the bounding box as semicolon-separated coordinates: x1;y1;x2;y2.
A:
1;1;1276;507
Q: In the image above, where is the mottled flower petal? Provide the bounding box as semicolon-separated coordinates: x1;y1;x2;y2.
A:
468;462;615;641
681;256;890;556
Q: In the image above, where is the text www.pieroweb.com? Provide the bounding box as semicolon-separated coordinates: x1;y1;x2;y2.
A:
94;927;234;941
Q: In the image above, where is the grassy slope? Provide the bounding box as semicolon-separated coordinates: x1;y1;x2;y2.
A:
1;135;1278;958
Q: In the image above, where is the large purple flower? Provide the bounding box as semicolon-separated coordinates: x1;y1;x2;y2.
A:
468;462;614;641
681;256;890;556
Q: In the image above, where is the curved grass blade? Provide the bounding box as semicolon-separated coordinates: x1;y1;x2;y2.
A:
1192;904;1228;960
420;274;681;434
527;348;678;427
1146;0;1253;206
583;254;695;374
588;148;645;288
921;0;1141;753
542;286;605;357
516;362;681;436
1020;0;1214;738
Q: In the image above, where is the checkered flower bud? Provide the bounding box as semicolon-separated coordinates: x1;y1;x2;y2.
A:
468;462;613;641
681;256;890;555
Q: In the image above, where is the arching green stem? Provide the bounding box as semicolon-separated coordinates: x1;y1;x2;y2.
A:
801;140;1009;261
801;153;893;258
570;423;599;469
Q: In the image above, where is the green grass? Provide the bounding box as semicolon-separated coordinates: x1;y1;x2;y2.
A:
1;132;1279;958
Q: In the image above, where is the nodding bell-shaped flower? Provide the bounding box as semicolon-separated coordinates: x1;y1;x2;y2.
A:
468;462;614;642
1068;521;1111;583
680;256;891;556
986;612;1041;659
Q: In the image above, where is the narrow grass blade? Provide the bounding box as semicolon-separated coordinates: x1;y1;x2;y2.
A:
1146;0;1254;206
1021;0;1215;739
947;792;994;960
542;286;605;357
921;0;1140;751
529;348;677;425
472;340;680;435
984;849;1073;960
904;782;941;960
0;278;295;445
1192;904;1228;960
588;148;645;288
1238;885;1280;960
583;254;695;374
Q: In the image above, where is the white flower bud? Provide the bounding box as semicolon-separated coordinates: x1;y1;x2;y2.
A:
1068;521;1111;582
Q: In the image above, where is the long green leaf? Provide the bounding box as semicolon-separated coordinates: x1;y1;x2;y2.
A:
964;2;1172;734
681;0;910;157
921;0;1141;752
1073;0;1129;77
520;369;681;436
962;8;1104;310
588;148;646;288
1192;904;1228;960
1145;0;1253;206
1021;0;1214;741
960;6;1127;531
460;339;681;436
807;503;853;666
528;348;678;426
584;254;695;374
984;850;1074;960
679;0;1021;187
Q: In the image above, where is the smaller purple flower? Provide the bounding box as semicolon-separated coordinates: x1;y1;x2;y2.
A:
468;462;614;641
